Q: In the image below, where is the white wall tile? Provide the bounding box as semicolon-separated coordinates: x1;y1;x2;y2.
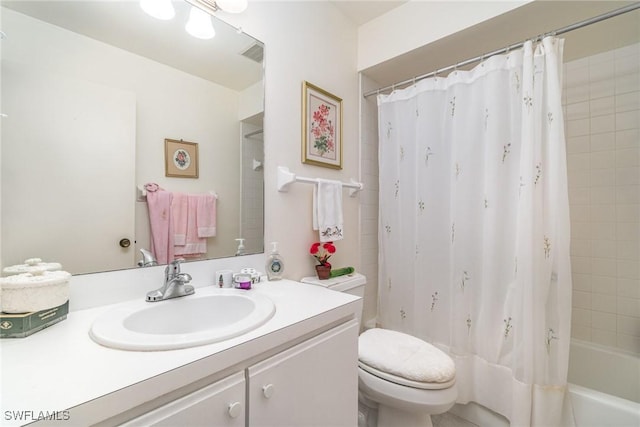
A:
572;307;592;326
616;204;640;222
590;132;615;152
567;118;590;137
616;167;639;185
592;310;617;330
590;204;615;222
616;110;640;131
590;186;615;204
616;222;639;242
591;239;616;259
572;273;592;292
616;129;639;150
592;293;617;313
589;167;615;186
568;152;590;171
567;135;591;154
617;238;639;261
617;315;640;337
573;290;592;310
592;275;617;294
566;101;590;120
592;329;617;347
590;114;616;134
592;257;618;277
616;72;640;95
617;259;639;280
570;238;591;256
590;96;615;117
617;334;640;353
617;297;640;318
616;185;639;204
591;79;615;99
615;91;639;113
590;150;616;169
618;278;640;298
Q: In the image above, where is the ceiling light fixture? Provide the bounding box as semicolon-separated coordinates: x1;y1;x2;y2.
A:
185;6;216;39
140;0;175;20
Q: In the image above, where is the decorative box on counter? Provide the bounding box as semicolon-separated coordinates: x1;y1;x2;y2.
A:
0;269;70;313
2;257;62;276
0;301;69;338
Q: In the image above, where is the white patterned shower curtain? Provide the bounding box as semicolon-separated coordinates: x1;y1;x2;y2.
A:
377;37;572;426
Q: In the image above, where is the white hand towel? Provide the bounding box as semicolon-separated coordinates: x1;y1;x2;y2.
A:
313;178;344;242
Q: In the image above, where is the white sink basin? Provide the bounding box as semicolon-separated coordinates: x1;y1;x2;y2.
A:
89;288;275;351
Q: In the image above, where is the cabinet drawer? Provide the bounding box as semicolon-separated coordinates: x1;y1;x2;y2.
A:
121;371;245;426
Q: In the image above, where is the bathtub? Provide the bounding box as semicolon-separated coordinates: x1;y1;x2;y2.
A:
448;339;640;427
567;339;640;427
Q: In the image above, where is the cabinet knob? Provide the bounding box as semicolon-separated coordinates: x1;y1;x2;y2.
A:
228;401;242;418
262;383;275;399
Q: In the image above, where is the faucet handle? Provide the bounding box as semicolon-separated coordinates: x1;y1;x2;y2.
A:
166;258;184;277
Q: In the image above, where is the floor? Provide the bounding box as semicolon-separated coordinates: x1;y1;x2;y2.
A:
432;412;479;427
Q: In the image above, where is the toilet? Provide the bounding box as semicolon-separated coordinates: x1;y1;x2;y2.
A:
301;273;458;427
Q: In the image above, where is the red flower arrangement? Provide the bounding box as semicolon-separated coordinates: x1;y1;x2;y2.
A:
309;241;336;267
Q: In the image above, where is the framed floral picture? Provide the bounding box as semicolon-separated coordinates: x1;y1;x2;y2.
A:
302;81;342;169
165;139;199;178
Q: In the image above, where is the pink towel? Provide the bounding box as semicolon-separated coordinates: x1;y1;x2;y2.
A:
172;193;189;246
173;193;217;257
197;194;217;238
145;184;174;264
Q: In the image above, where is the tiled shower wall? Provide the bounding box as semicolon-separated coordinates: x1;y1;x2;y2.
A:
565;42;640;354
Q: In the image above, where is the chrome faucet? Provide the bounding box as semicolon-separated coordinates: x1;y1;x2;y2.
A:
137;248;158;267
146;259;194;302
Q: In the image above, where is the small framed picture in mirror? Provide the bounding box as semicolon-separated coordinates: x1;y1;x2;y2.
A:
165;139;199;178
302;81;342;169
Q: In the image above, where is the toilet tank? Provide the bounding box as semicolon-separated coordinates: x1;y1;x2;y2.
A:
300;273;366;325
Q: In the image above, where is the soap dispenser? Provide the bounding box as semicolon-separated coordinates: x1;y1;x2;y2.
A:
235;238;246;256
265;242;284;281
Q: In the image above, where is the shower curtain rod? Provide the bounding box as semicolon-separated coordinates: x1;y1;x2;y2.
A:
363;2;640;98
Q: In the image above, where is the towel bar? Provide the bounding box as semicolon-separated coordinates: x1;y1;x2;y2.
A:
276;166;363;197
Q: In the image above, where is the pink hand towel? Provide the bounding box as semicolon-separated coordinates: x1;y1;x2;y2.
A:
173;194;208;257
172;192;189;246
197;194;217;238
145;184;174;264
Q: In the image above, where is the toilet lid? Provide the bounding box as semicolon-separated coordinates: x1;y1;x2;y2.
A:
358;361;455;390
358;328;456;386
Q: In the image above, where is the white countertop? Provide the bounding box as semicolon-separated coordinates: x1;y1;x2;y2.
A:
0;279;361;426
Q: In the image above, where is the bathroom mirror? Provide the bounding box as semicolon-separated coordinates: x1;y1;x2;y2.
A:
0;0;265;274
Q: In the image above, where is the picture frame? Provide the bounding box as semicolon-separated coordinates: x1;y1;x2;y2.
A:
302;81;342;169
165;138;199;178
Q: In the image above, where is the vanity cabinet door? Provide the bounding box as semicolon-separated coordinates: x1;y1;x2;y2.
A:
121;371;245;426
247;320;359;427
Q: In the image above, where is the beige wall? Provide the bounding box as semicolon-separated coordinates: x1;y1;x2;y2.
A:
221;2;361;281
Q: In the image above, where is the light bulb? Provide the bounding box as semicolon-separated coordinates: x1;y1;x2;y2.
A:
215;0;248;14
140;0;175;20
185;7;215;40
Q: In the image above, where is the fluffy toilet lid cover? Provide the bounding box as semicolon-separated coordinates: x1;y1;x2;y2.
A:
358;328;456;384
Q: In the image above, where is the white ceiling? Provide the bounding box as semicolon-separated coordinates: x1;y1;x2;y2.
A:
2;0;264;91
329;0;407;25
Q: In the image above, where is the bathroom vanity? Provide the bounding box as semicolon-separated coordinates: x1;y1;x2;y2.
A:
0;278;361;426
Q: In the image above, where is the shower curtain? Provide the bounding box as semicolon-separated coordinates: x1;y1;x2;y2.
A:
377;37;572;426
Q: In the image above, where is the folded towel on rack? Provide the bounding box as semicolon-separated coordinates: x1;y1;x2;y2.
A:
197;193;217;238
172;193;189;246
313;178;344;242
145;184;175;264
173;193;217;257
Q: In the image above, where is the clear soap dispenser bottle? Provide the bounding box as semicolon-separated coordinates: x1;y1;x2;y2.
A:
266;242;284;281
235;238;246;256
